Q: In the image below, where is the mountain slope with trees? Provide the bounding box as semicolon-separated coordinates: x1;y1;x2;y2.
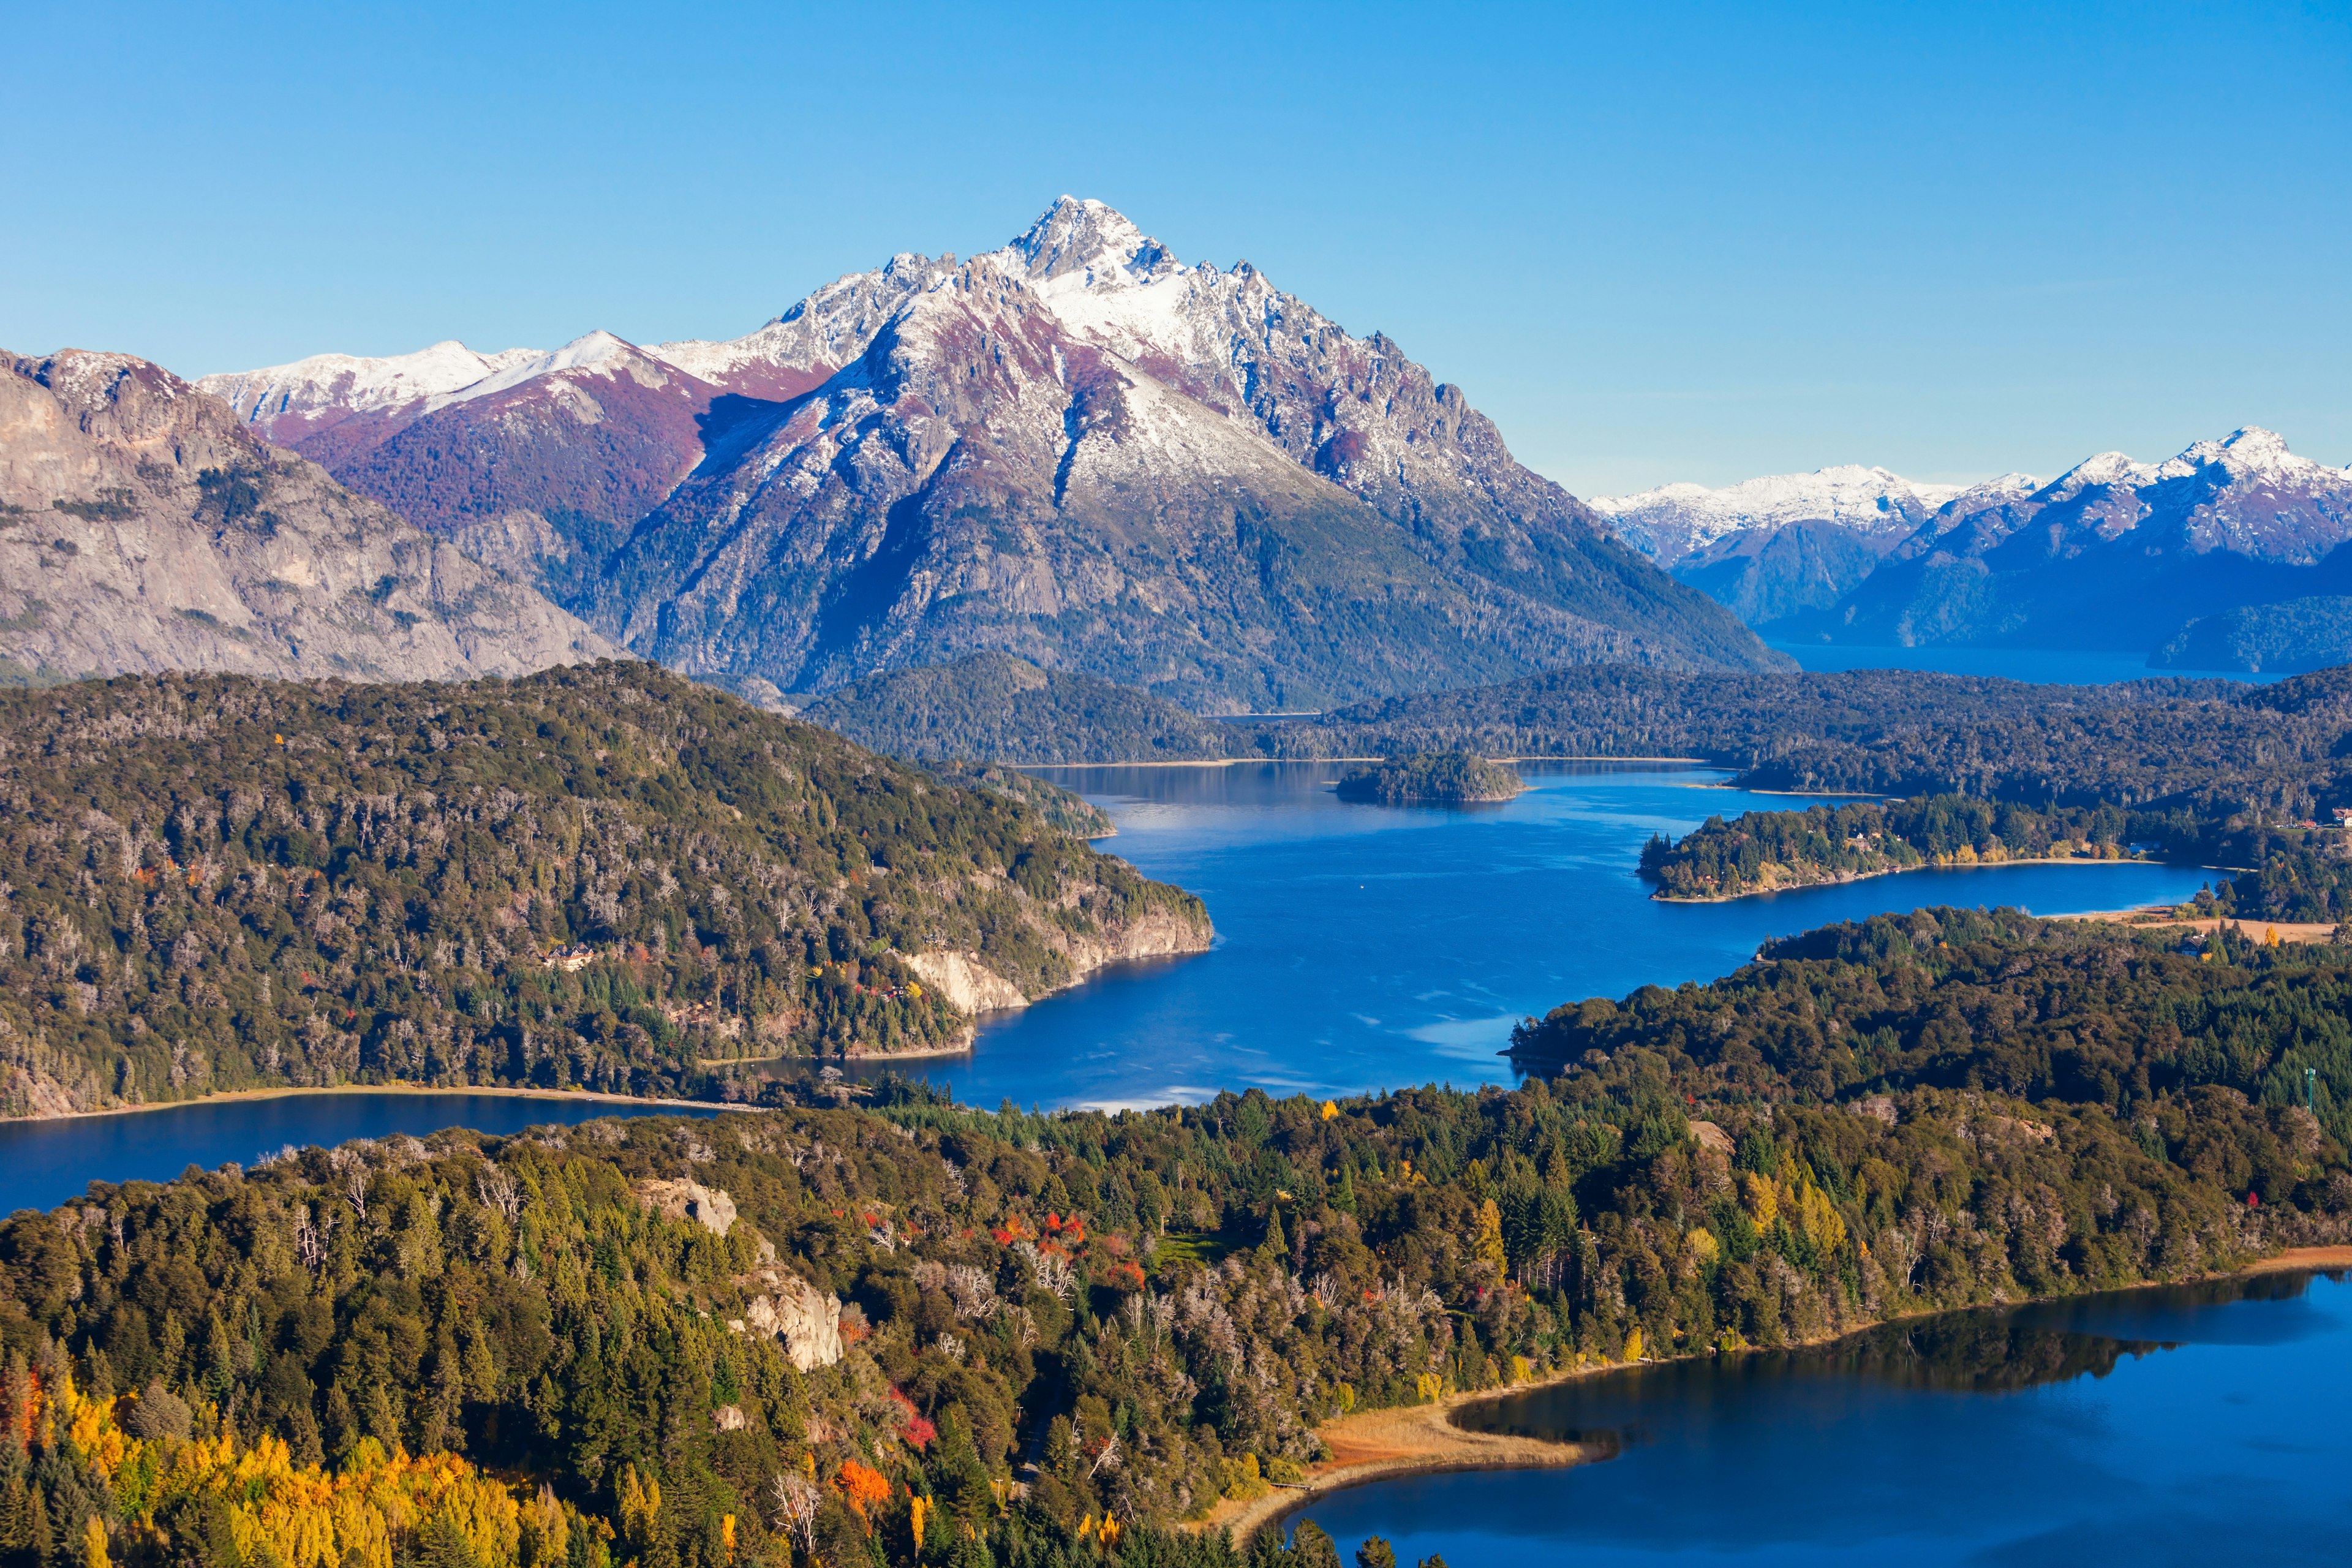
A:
0;907;2343;1566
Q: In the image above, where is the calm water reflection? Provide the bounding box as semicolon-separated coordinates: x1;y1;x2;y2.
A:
1297;1270;2352;1565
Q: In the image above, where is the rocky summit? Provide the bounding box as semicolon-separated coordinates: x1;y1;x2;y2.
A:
204;198;1784;710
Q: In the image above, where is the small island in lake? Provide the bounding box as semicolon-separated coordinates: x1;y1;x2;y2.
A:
1336;750;1525;804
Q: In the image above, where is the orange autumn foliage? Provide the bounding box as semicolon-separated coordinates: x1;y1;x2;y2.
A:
834;1460;892;1526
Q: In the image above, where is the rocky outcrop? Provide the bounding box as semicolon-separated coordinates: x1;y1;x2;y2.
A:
0;351;610;685
636;1177;739;1236
902;901;1214;1031
902;950;1029;1015
734;1267;845;1372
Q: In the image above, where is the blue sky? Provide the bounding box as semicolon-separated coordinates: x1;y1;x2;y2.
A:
5;0;2346;495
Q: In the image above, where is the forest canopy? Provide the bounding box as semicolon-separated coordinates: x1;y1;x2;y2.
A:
0;907;2343;1568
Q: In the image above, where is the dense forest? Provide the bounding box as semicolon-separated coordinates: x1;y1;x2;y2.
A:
0;907;2343;1567
1332;755;1521;805
1640;795;2172;900
0;665;1207;1118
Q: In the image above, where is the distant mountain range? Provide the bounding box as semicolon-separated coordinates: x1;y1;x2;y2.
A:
198;197;1782;709
1596;430;2352;669
0;350;608;685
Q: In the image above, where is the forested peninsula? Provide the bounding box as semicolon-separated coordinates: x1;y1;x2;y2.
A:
0;905;2343;1568
1640;796;2164;901
0;665;1209;1120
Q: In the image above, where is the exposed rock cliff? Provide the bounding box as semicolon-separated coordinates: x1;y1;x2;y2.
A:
0;351;610;684
737;1266;846;1372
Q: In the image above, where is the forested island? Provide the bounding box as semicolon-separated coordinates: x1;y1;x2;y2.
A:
1334;753;1523;805
0;665;1209;1119
0;906;2342;1567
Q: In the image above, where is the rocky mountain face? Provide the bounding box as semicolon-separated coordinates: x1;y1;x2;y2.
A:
203;198;1782;709
199;332;747;605
1794;429;2352;657
0;350;610;684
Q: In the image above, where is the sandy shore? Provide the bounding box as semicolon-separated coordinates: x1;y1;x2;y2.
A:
1202;1376;1599;1542
1207;1244;2352;1543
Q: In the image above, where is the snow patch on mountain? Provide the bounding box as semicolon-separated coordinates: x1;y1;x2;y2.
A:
199;341;543;421
418;330;677;412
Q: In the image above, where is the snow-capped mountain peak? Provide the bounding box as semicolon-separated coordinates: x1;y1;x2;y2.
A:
2163;425;2342;486
1003;196;1179;288
422;330;662;412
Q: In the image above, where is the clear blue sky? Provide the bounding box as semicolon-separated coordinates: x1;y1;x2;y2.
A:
6;1;2346;496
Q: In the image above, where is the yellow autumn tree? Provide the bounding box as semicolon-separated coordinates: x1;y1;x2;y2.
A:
617;1464;663;1564
37;1372;533;1568
1740;1171;1778;1228
1621;1325;1645;1362
1474;1198;1508;1276
1793;1178;1847;1256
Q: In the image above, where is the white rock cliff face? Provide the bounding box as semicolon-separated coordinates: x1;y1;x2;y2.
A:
636;1177;739;1236
741;1268;845;1373
902;951;1030;1015
639;1180;845;1372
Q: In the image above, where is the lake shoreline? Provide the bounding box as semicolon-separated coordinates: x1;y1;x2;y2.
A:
1015;755;1714;770
1651;852;2212;905
1235;1243;2352;1543
8;1081;743;1127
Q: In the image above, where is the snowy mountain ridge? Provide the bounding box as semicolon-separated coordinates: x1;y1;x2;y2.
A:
1594;464;1980;564
185;196;1784;704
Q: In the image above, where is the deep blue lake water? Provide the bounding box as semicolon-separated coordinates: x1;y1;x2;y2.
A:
0;1093;718;1213
1298;1268;2352;1566
900;763;2218;1111
0;762;2220;1211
